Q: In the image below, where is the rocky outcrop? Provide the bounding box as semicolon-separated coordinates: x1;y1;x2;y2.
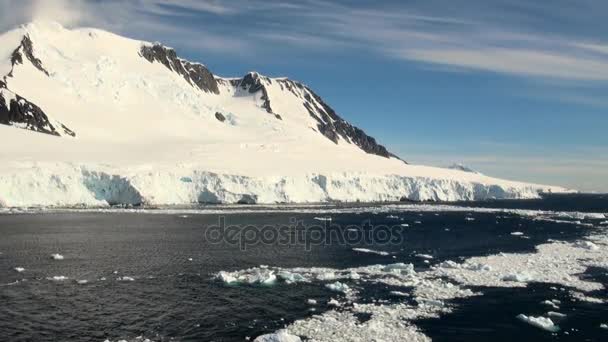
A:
0;86;75;137
215;112;226;122
302;87;398;160
232;72;401;161
238;72;274;114
8;35;49;77
140;43;219;94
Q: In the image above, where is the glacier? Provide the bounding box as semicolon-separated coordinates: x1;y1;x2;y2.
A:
0;22;571;208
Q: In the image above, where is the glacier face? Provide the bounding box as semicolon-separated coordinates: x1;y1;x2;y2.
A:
0;22;571;207
0;163;561;208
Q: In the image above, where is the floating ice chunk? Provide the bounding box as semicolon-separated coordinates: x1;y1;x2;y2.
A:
574;241;599;251
188;258;193;261
386;215;399;219
14;267;25;273
316;272;336;281
313;217;331;222
465;217;475;221
418;298;444;307
348;271;361;280
438;260;461;269
540;300;560;310
383;263;415;275
217;268;277;285
547;311;566;319
352;248;390;256
599;221;608;225
48;276;68;281
463;263;492;271
327;298;340;306
77;279;89;285
307;299;317;305
516;314;560;332
326;281;350;293
511;232;525;236
600;323;608;329
51;253;64;260
278;271;307;284
502;273;534;283
400;223;410;227
390;291;409;297
117;276;135;281
254;330;302;342
415;254;433;260
414;221;422;224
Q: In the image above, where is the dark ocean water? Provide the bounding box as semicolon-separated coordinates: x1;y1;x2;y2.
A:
0;194;606;341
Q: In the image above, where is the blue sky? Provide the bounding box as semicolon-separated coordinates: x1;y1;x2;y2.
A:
1;0;607;191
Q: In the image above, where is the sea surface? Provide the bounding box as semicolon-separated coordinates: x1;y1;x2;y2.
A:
0;194;607;341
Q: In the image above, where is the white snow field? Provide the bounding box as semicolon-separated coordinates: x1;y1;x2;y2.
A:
0;22;570;207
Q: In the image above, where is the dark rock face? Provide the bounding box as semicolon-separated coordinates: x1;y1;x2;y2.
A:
234;73;402;161
215;112;226;122
9;35;49;77
0;86;75;137
140;43;219;94
302;88;399;160
239;72;273;114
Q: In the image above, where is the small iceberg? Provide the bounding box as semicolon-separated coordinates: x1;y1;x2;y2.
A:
352;248;390;256
313;217;332;222
51;253;64;260
254;330;301;342
502;273;534;283
516;314;560;332
14;267;25;273
117;276;135;282
415;254;434;260
48;276;68;281
327;298;341;306
326;281;350;293
574;241;599;251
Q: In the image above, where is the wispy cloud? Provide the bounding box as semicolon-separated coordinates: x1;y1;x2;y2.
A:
2;0;608;97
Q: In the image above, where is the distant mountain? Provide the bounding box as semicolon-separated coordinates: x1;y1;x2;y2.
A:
446;163;481;174
0;22;569;207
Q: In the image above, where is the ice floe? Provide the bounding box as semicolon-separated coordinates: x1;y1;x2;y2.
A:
516;314;560;332
254;330;302;342
217;229;608;341
502;273;534;283
14;267;25;273
327;298;341;306
574;240;599;251
352;248;390;256
415;254;434;260
313;217;332;222
541;300;561;310
326;281;351;294
51;253;64;260
48;276;68;281
117;276;135;282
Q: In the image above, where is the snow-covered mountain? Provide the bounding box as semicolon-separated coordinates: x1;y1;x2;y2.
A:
0;22;570;207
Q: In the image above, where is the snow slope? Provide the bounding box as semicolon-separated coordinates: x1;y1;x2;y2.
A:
0;22;570;207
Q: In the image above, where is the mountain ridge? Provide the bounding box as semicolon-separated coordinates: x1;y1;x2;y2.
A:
0;22;571;207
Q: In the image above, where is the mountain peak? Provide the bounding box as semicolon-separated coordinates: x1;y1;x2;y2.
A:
21;20;66;34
